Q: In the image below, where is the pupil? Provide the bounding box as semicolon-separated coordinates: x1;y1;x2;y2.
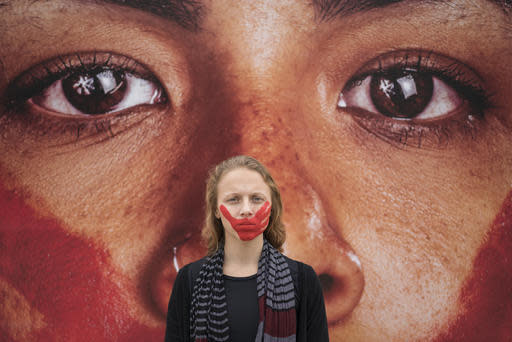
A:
370;70;433;119
62;68;126;114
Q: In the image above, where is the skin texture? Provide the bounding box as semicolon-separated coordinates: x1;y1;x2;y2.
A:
0;182;163;341
0;0;511;341
433;190;512;342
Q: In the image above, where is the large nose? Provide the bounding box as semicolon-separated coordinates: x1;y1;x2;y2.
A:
199;1;365;323
226;102;365;324
281;181;365;324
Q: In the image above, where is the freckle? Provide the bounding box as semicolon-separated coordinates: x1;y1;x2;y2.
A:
124;205;133;216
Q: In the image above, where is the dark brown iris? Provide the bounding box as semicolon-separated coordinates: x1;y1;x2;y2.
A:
62;68;126;114
370;70;433;119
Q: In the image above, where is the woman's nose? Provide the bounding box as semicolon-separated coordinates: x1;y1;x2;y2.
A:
239;199;254;217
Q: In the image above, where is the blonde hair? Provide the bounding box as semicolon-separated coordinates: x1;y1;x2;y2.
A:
201;155;285;255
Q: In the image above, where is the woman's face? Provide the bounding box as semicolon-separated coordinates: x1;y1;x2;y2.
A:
215;167;272;242
0;0;511;341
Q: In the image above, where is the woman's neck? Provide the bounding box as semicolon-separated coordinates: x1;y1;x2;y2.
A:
223;236;263;277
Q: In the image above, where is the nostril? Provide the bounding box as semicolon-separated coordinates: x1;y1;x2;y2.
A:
318;273;335;293
317;268;364;325
318;272;350;305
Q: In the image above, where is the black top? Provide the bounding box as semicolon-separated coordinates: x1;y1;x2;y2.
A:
223;273;259;342
165;255;329;342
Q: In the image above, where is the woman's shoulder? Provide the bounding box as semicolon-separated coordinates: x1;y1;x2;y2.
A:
281;254;300;273
177;257;209;285
281;255;319;284
183;257;208;271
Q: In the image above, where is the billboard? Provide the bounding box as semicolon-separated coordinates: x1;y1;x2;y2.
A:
1;0;511;340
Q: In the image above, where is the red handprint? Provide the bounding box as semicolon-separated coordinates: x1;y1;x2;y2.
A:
219;201;271;241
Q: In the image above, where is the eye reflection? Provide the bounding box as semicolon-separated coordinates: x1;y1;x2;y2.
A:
62;69;128;113
370;70;434;118
338;69;462;121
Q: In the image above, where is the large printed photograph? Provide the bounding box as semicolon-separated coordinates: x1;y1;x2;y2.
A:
1;0;511;340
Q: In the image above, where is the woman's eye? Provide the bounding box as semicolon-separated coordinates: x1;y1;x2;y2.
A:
31;68;164;115
7;52;167;117
335;50;491;148
338;68;461;120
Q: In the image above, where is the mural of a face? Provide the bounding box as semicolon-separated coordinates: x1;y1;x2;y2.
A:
1;0;511;341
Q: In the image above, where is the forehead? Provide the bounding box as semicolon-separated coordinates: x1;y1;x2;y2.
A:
217;168;270;193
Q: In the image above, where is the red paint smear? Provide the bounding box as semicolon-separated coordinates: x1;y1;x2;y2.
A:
0;183;163;341
435;190;512;341
220;201;270;241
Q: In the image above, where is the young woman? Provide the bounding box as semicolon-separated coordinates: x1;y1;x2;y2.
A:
165;155;329;342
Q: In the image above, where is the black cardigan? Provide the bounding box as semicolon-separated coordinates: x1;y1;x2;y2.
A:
165;255;329;342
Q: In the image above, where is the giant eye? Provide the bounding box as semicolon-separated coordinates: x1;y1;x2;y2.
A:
8;52;167;117
31;68;164;115
338;68;462;120
337;50;488;122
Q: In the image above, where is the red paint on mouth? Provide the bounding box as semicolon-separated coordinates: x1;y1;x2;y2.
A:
0;183;163;341
434;190;512;341
219;201;271;241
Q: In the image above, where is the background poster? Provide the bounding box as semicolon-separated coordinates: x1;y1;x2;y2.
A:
1;0;511;341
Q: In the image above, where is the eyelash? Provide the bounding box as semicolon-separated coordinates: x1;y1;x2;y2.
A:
2;52;167;140
338;50;494;148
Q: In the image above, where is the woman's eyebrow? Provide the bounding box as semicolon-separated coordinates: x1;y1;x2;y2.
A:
313;0;511;21
0;0;203;31
99;0;203;30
